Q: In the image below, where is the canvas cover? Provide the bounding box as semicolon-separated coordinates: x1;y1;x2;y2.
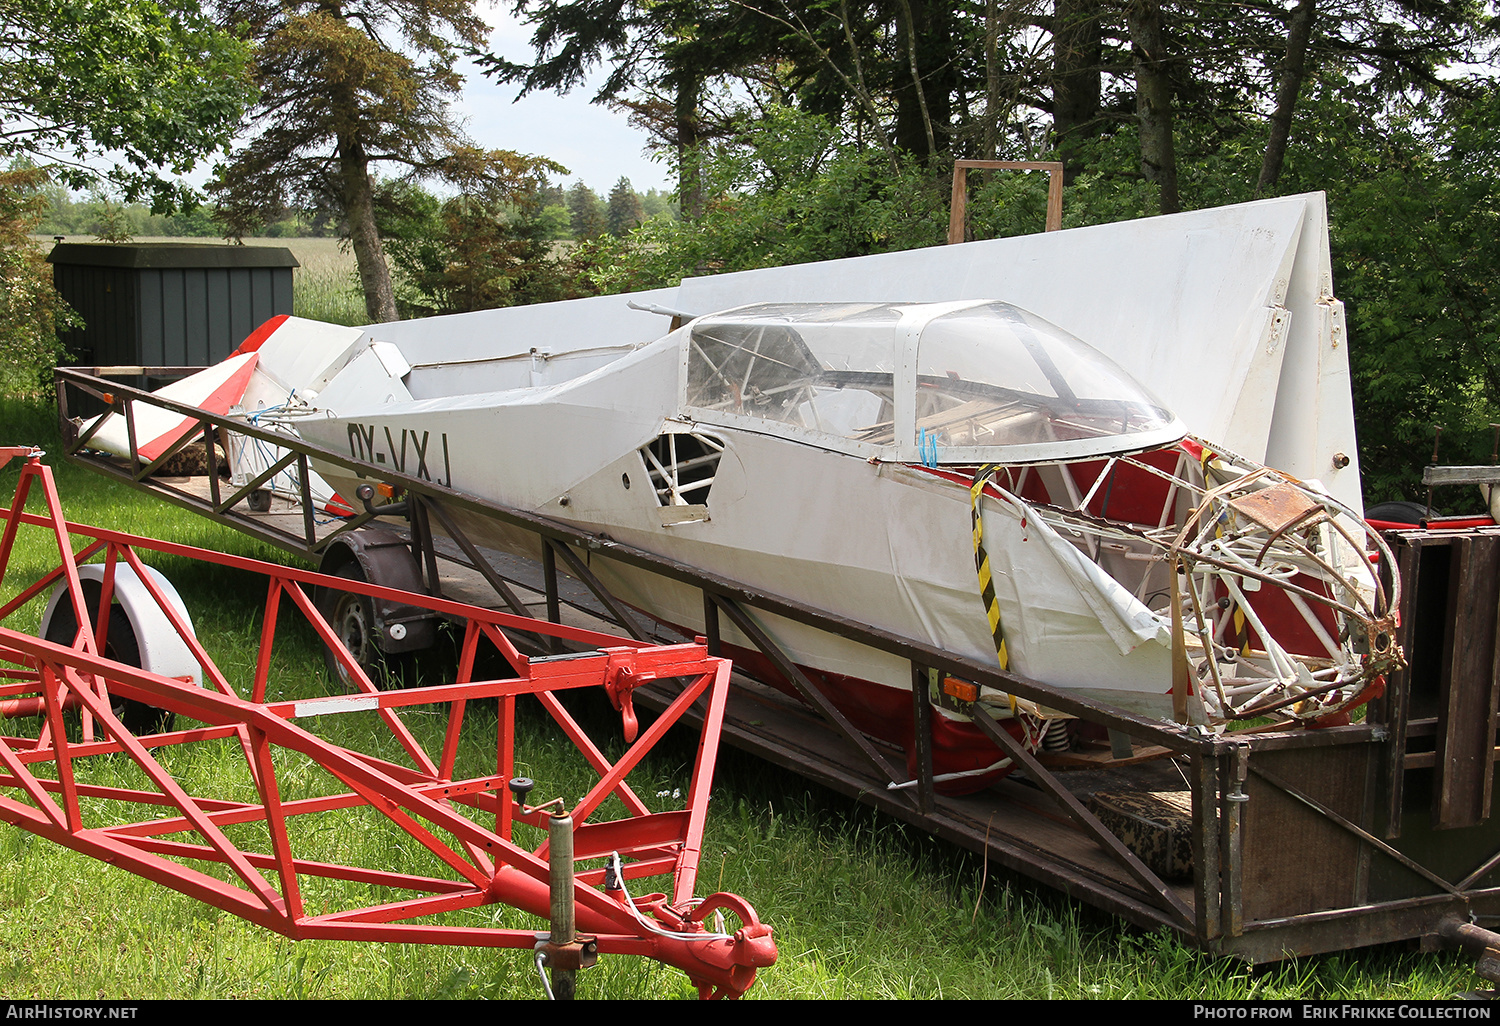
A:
673;193;1358;511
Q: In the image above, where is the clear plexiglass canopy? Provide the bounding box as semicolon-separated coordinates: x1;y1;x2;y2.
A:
682;300;1185;463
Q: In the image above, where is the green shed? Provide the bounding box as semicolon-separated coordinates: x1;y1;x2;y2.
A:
48;242;299;368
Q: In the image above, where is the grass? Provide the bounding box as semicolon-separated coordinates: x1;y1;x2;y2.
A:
0;395;1485;1000
280;238;366;327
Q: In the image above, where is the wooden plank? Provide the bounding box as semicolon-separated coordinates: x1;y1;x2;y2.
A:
1433;535;1500;828
1422;465;1500;487
1242;744;1372;921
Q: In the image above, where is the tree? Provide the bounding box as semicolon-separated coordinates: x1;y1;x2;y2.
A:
1127;0;1178;213
0;0;254;209
378;147;578;316
581;106;946;293
482;1;776;217
606;176;644;236
503;3;1496;505
0;165;79;393
1280;77;1500;504
566;180;607;239
0;1;251;387
1256;0;1317;194
212;0;507;323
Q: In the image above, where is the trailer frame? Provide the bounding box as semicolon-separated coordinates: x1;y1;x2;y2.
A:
55;365;1500;971
0;440;777;998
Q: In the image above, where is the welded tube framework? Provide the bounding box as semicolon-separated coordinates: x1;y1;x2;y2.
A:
52;370;1500;974
0;446;775;999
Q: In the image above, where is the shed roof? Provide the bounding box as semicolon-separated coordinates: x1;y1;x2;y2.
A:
47;242;299;270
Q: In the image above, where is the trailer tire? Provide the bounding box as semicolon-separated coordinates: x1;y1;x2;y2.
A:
1365;500;1428;526
43;603;174;735
318;562;384;690
248;489;273;513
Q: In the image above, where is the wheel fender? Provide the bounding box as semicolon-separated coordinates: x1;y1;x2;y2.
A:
318;531;435;654
40;565;202;687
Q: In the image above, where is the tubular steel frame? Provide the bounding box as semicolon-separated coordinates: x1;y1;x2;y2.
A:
53;367;1500;971
0;445;775;999
56;368;1216;931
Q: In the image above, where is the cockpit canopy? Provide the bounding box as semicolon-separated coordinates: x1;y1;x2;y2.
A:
682;300;1185;463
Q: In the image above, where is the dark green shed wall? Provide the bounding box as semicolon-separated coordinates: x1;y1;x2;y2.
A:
49;243;298;367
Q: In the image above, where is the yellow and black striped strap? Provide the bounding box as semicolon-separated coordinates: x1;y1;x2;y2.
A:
970;464;1009;672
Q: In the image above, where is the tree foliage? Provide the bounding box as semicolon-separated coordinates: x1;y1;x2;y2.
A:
493;1;1495;211
376;148;586;316
0;0;251;391
606;175;644;236
580;106;947;292
0;166;80;393
1291;80;1500;501
485;1;781;214
492;2;1500;504
0;0;254;210
211;0;525;322
566;180;608;239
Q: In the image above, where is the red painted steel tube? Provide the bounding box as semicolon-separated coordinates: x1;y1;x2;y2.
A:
0;448;776;998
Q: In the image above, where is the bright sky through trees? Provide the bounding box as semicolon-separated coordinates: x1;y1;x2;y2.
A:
129;5;670;200
455;10;672;194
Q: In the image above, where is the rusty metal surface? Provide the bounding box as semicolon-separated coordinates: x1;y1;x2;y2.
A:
1226;480;1322;533
1222;891;1500;963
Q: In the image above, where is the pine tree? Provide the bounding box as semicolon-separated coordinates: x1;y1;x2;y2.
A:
211;0;491;323
606;176;645;237
566;181;608;240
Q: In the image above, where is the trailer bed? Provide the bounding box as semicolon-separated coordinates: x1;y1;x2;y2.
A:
54;371;1500;969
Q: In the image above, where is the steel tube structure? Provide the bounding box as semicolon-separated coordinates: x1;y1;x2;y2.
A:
0;447;775;999
54;372;1500;977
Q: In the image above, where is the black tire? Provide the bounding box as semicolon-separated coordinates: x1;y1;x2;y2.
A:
1365;500;1428;526
317;562;384;690
248;489;273;512
44;598;175;735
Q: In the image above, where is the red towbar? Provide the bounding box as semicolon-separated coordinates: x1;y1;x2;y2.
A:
0;446;775;999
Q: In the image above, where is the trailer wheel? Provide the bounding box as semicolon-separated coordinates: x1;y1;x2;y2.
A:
43;602;174;735
1365;500;1428;526
247;489;273;513
319;562;383;690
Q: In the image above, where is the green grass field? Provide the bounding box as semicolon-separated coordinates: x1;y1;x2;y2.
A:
0;396;1482;1000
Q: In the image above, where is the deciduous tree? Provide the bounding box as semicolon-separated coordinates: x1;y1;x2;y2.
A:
0;0;254;208
0;0;251;386
0;165;79;392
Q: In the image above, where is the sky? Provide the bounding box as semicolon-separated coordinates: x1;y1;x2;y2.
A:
451;10;675;197
156;6;674;201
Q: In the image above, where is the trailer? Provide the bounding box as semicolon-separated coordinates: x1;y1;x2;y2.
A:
0;446;775;999
49;192;1500;982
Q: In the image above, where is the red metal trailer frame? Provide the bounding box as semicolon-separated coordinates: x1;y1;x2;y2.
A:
0;446;775;999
